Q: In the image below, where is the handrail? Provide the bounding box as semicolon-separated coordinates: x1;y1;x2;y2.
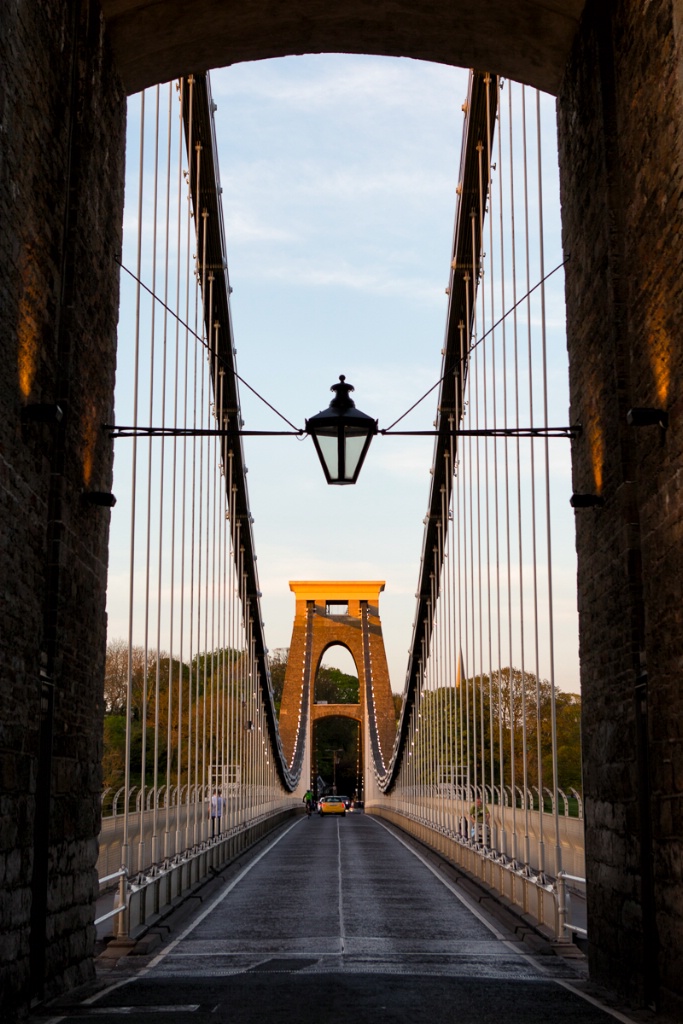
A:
556;870;587;939
98;867;127;886
94;867;128;927
382;810;587;943
558;870;586;884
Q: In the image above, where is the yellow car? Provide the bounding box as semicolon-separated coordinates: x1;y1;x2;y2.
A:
318;796;346;816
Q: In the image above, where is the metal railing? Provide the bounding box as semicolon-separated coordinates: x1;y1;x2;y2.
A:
556;871;588;940
94;868;127;928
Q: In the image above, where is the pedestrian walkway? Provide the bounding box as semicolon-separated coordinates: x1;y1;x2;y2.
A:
37;815;634;1024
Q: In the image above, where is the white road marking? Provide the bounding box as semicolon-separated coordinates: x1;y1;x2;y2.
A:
41;816;640;1023
76;1007;200;1015
39;1009;200;1022
77;819;302;1013
371;818;640;1024
553;981;642;1024
336;818;346;954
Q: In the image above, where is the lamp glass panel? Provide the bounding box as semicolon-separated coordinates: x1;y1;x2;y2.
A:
316;431;341;480
343;430;369;481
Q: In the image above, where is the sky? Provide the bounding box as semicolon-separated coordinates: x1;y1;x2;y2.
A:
107;54;580;696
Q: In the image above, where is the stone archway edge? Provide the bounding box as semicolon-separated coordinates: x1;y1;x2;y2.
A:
100;0;587;96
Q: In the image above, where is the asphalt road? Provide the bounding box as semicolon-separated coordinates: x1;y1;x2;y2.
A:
38;814;634;1024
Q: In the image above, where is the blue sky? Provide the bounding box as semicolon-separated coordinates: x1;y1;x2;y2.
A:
107;55;579;695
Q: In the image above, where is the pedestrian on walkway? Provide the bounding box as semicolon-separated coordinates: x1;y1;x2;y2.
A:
469;798;490;842
210;788;225;836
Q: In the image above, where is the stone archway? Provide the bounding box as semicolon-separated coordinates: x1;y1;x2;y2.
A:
278;581;396;769
4;0;683;1012
312;641;360;707
100;0;586;97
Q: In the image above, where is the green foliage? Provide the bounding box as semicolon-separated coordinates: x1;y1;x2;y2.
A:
314;664;359;704
102;715;126;787
314;717;360;797
192;648;244;692
102;640;251;794
268;648;288;714
411;668;582;799
554;692;583;792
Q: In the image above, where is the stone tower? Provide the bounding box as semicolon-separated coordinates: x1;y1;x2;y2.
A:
278;581;396;774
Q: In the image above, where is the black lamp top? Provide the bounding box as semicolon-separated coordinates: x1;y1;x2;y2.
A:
329;375;356;412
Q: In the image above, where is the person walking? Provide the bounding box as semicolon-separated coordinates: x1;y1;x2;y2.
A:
469;798;490;842
210;788;225;836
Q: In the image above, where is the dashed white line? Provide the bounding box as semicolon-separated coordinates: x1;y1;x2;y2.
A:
337;818;346;954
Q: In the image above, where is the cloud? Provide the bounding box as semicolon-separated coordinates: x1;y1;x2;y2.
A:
222;162;454;206
226;209;298;244
211;55;468;117
244;257;448;303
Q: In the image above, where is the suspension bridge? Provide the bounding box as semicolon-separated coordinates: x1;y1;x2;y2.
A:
3;1;683;1021
59;67;596;1020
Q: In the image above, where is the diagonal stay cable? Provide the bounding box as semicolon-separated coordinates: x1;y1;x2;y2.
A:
115;255;303;432
383;255;569;432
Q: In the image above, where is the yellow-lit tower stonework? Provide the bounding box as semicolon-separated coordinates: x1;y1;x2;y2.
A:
278;582;396;779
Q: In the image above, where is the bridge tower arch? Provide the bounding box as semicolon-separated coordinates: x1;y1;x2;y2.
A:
278;582;396;782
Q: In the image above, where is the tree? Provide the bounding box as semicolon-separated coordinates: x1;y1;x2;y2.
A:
314;665;359;704
554;692;582;793
315;717;360;796
104;637;130;714
410;668;582;800
268;648;288;714
102;639;251;795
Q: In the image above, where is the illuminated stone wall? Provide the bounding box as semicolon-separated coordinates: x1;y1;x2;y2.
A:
0;1;125;1013
557;0;683;1013
2;0;683;1015
279;583;396;772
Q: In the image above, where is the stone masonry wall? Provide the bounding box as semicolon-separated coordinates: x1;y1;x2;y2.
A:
3;0;683;1016
557;0;683;1012
0;1;125;1015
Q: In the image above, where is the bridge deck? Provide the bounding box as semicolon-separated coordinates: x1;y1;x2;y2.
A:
39;814;622;1024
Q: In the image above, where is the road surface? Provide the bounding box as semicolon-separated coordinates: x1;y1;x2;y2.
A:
38;813;633;1024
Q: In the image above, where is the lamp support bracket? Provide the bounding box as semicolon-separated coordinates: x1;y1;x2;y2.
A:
106;424;579;441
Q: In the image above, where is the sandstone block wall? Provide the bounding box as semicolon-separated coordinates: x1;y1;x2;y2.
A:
2;0;683;1015
558;0;683;1012
0;1;125;1014
279;588;396;776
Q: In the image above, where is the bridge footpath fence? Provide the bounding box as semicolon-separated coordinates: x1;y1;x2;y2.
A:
114;807;298;940
368;790;586;939
371;795;585;877
368;804;568;938
97;790;290;879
